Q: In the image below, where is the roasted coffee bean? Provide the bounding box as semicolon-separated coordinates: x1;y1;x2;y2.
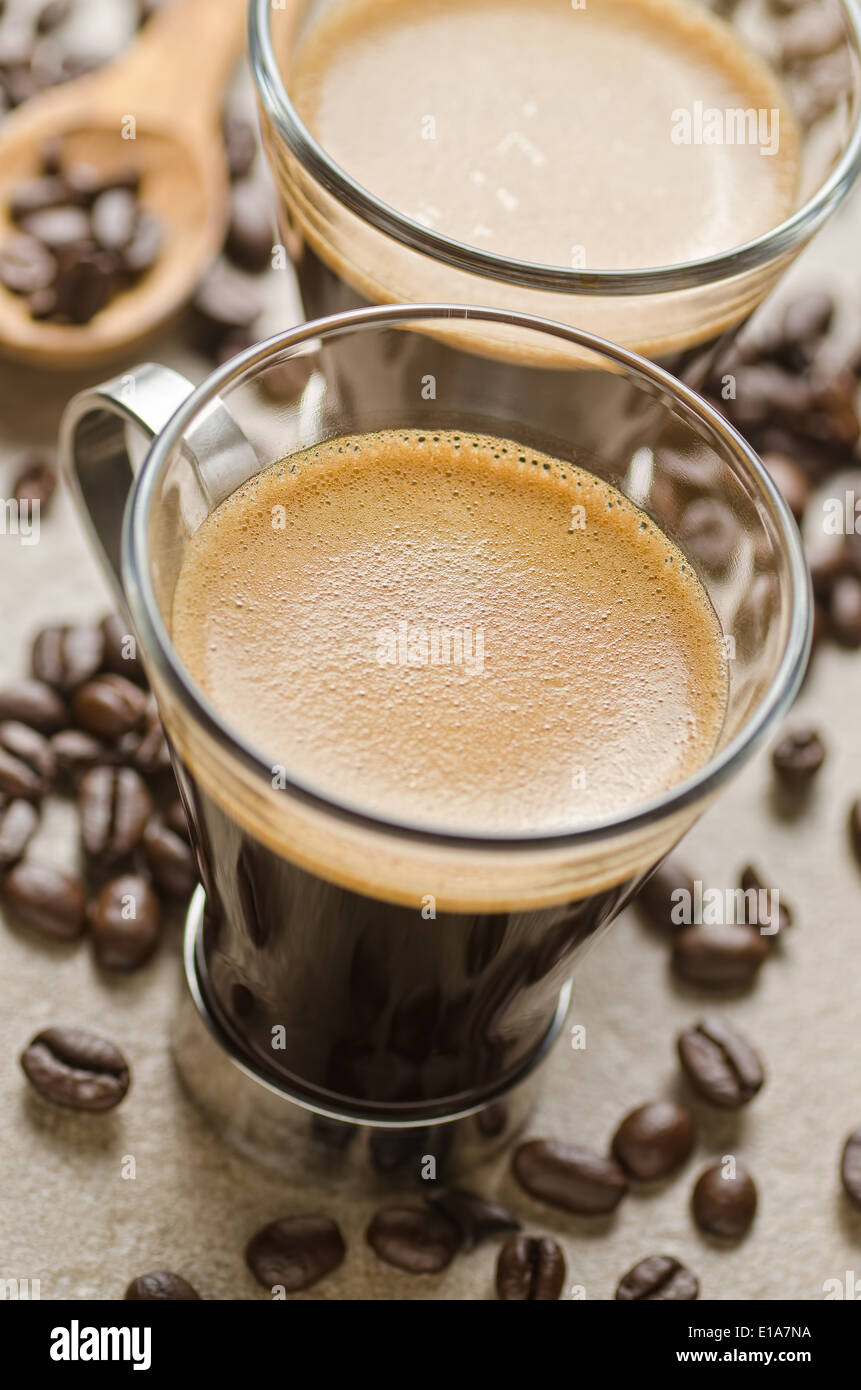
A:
775;291;834;371
91;187;137;251
50;728;113;782
36;0;73;34
0;799;39;868
222;114;257;181
677;499;738;575
635;858;694;932
163;798;191;841
0;680;65;733
0;721;56;800
611;1100;695;1181
830;574;861;647
366;1205;461;1273
740;864;792;934
100;613;146;684
118;705;170;773
141;819;196;898
28;285;59;319
1;862;86;939
246;1214;346;1292
678;1016;765;1109
762;451;811;521
215;328;256;365
122;210;161;276
799;373;860;452
13;455;57;513
260;354;316;402
78;765;152;865
0;233;57;294
72;674;147;739
772;727;826;790
125;1271;200;1300
9;176;75;222
616;1255;699;1301
804;523;848;594
32;624;104;692
729;363;812;428
20;1026;130;1111
672;924;769;990
850;800;861;867
779;7;845;63
513;1139;628;1215
91;874;161;972
425;1188;520;1251
496;1235;566;1301
19;203;92;249
225;182;273;272
841;1128;861;1208
691;1162;757;1239
192;262;262;350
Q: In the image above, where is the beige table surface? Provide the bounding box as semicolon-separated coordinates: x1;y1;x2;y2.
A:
2;32;861;1301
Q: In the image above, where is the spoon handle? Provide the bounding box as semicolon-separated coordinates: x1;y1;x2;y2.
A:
97;0;250;131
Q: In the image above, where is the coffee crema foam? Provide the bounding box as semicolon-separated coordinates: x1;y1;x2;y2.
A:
289;0;799;272
171;431;728;836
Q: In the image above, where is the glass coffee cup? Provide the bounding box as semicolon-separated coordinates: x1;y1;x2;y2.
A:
60;304;810;1186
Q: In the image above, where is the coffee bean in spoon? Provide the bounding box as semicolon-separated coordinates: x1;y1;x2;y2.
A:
91;187;138;252
9;177;79;222
0;234;57;294
678;1016;765;1109
246;1214;346;1292
366;1205;460;1274
841;1128;861;1208
0;800;39;869
125;1271;200;1301
691;1162;757;1240
496;1236;566;1301
772;727;825;791
91;874;161;972
672;923;769;990
121;210;161;276
0;680;66;733
20;1026;130;1111
512;1139;628;1215
616;1255;699;1301
611;1100;695;1181
1;862;86;939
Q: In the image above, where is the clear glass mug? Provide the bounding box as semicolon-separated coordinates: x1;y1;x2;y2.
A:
60;305;810;1184
250;0;861;408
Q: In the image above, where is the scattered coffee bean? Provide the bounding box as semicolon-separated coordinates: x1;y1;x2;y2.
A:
513;1139;628;1215
496;1235;566;1301
20;1026;130;1111
849;799;861;867
1;861;86;939
740;865;792;934
99;612;146;684
225;181;273;273
32;623;104;692
260;354;316;402
677;498;738;575
840;1128;861;1208
246;1214;346;1292
830;574;861;647
125;1271;200;1300
118;704;170;774
13;454;57;513
0;799;39;868
616;1255;699;1301
50;728;113;783
691;1162;757;1240
772;727;826;791
0;233;57;294
91;874;161;971
425;1188;520;1251
635;858;694;931
779;291;834;370
191;261;262;356
78;765;152;865
222;114;257;181
672;924;769;990
762;451;811;520
0;720;56;799
611;1100;695;1181
0;679;66;733
141;818;196;898
72;673;147;739
678;1016;765;1109
366;1205;461;1273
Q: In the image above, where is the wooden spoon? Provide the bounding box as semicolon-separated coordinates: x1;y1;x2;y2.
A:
0;0;249;370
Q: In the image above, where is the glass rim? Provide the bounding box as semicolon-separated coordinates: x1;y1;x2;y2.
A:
124;302;812;854
249;0;861;296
